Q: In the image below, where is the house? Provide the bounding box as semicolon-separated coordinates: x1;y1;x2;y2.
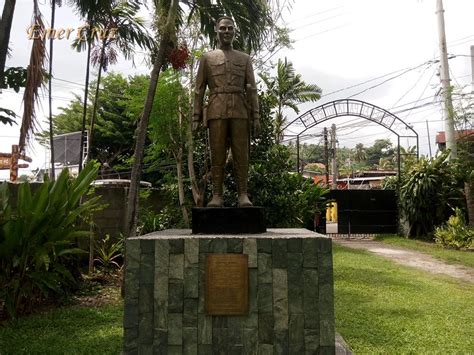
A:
436;129;474;151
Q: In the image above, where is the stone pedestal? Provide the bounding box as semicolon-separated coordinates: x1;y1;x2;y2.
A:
123;229;335;354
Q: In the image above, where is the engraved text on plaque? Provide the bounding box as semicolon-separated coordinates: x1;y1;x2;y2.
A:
205;254;248;315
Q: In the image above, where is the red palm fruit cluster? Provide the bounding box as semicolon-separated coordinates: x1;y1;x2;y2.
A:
168;43;190;70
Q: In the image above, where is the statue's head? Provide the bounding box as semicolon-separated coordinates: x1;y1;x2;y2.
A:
215;16;235;47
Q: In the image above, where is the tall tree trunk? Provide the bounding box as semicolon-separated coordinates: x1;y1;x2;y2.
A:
88;39;106;161
125;0;179;239
465;180;474;228
48;0;56;180
0;0;16;85
78;36;92;172
176;149;189;226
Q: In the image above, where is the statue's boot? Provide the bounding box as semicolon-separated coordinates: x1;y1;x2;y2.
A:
207;166;224;207
236;165;253;207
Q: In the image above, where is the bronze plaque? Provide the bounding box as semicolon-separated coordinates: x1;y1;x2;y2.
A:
205;254;248;315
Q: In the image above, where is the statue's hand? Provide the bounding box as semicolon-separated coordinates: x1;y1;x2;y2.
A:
252;119;261;137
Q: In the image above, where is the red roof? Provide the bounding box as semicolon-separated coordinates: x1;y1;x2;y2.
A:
436;129;474;144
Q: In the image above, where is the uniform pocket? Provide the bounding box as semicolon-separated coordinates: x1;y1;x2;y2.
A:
210;62;225;76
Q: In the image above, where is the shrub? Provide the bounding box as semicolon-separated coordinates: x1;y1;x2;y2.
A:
0;162;100;319
435;208;474;250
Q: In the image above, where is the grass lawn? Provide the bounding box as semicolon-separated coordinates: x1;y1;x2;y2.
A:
334;244;474;353
0;247;472;354
374;234;474;268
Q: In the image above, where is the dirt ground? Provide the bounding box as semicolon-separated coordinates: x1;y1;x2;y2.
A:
333;238;474;283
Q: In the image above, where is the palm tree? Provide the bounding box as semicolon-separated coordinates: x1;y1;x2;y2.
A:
260;57;321;142
48;0;63;180
0;0;16;85
124;0;273;239
87;1;153;162
353;143;367;163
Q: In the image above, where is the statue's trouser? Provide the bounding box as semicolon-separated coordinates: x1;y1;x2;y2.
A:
208;119;252;207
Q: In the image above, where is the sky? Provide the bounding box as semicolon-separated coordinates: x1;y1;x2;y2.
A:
0;0;473;179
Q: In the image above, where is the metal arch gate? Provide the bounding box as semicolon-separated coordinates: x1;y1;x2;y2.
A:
281;99;419;179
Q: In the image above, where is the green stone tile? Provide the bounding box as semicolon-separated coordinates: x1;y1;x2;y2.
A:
317;237;332;254
155;240;170;271
213;316;227;328
140;239;154;254
258;283;273;314
289;314;304;354
169;254;184;280
138;312;153;345
287;238;302;253
140;250;155;285
319;283;334;317
139;285;153;314
168;345;182;354
320;318;335;347
258;344;273;355
184;267;199;298
153;328;167;351
154;299;168;329
229;345;244;355
318;345;335;355
123;302;139;328
273;268;288;331
258;313;273;344
138;344;153;355
243;239;257;268
274;329;289;354
183;298;198;327
303;269;319;329
183;327;197;355
198;314;212;345
169;239;184;254
123;327;138;352
248;269;258;315
126;240;141;268
227;316;242;344
243;312;258;329
124;268;140;301
198;254;206;314
185;238;199;267
198;345;213;354
257;238;272;253
304;329;319;354
212;327;228;347
199;239;211;253
257;253;272;284
288;253;304;314
303;239;318;269
168;313;183;346
227;238;244;253
243;328;258;354
210;238;227;253
272;239;287;268
168;280;183;313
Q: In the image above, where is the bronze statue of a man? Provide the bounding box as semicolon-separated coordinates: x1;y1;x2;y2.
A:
192;16;260;208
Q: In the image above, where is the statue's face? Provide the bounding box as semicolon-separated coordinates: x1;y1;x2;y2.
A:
216;18;235;46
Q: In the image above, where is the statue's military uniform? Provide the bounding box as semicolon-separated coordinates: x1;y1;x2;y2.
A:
193;48;259;206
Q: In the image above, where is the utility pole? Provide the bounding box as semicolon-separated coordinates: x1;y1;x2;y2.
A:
426;120;432;158
331;124;338;189
436;0;457;158
323;127;329;187
471;45;474;93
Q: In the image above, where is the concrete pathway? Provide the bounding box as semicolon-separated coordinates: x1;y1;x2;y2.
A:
332;238;474;283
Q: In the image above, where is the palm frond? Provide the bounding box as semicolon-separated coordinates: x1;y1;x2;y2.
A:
19;0;48;153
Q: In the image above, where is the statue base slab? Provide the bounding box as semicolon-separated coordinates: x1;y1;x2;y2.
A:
192;207;266;234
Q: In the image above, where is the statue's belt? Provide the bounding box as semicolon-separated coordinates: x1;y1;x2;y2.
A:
209;86;245;95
